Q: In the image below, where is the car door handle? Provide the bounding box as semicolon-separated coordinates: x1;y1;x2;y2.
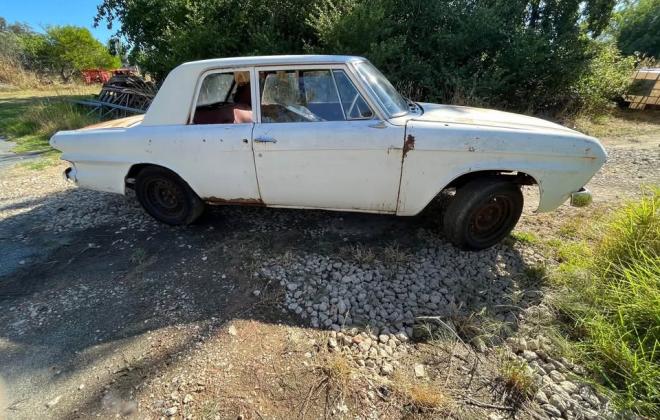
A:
254;136;277;143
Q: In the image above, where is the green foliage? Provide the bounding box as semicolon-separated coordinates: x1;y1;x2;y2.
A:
96;0;317;80
37;26;121;82
616;0;660;59
308;0;621;113
1;19;120;83
96;0;624;115
552;189;660;416
574;42;636;114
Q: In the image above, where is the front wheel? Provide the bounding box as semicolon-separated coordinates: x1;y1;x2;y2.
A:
135;167;205;225
443;179;523;250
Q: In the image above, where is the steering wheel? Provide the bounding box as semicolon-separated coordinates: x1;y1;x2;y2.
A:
347;93;360;118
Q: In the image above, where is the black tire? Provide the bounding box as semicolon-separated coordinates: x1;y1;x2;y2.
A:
135;167;205;225
443;179;523;250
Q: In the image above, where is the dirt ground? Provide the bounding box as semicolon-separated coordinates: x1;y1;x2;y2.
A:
0;113;658;419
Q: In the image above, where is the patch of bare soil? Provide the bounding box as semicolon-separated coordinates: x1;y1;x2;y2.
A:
0;123;657;419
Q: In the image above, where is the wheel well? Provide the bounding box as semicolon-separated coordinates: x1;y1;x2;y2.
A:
444;170;537;190
125;163;177;189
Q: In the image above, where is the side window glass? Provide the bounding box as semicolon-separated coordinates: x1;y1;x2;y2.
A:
259;69;344;123
333;70;374;119
192;71;253;125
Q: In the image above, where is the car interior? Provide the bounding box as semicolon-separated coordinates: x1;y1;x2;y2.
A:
192;71;253;124
191;68;373;124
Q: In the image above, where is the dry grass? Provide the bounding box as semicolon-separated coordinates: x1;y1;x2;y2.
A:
383;244;412;265
571;109;660;143
321;355;353;391
405;382;451;410
392;371;453;413
497;358;537;404
349;244;377;265
0;56;41;90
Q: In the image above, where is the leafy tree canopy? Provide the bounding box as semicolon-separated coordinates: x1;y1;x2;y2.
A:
1;20;121;82
615;0;660;58
38;26;121;81
95;0;629;113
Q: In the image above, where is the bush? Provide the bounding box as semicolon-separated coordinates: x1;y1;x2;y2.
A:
97;0;624;115
571;42;636;116
553;189;660;417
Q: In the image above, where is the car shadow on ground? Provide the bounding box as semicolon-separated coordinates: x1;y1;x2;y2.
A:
0;188;546;417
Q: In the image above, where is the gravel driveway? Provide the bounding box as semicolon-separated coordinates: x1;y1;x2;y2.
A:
0;133;658;419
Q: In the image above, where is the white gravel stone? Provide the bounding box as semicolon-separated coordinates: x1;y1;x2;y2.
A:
549;394;568;413
542;403;562;417
414;363;426;378
560;380;579;395
549;370;565;382
380;362;394;375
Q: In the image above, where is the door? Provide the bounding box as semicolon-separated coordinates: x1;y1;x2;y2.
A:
143;68;261;202
252;66;405;213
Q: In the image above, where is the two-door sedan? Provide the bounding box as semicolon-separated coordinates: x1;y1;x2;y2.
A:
50;55;606;250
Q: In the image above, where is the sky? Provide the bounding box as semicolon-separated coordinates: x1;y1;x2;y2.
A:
1;0;120;42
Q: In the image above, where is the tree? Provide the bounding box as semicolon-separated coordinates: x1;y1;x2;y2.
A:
95;0;623;113
616;0;660;58
309;0;620;112
38;26;120;82
95;0;318;80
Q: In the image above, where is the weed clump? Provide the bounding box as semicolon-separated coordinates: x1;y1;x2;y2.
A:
552;188;659;417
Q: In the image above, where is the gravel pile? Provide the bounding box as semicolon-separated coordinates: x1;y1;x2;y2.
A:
260;243;546;338
327;328;408;375
589;146;660;196
0;163;149;234
506;336;613;419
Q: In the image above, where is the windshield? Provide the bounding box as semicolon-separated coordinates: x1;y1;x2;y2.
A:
354;61;408;117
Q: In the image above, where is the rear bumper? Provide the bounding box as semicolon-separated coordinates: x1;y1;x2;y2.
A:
570;187;592;207
63;166;78;184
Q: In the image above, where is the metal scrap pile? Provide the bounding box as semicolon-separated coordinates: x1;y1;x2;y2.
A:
97;73;157;113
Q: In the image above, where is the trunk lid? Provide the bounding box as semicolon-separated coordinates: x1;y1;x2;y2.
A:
78;115;144;131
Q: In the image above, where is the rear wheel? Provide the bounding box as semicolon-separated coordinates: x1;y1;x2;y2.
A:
135;167;204;225
443;179;523;250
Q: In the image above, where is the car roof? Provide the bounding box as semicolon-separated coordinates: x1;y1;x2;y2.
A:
178;55;367;70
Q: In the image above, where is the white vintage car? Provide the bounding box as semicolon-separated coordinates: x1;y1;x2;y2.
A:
50;55;606;250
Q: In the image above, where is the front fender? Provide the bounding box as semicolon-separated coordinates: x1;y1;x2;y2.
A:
396;121;606;216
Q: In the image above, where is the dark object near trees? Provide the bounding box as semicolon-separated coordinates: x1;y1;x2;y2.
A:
97;73;157;113
443;180;524;250
76;72;157;117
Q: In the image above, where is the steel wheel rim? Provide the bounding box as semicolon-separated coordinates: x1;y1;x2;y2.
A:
145;178;186;219
468;194;514;243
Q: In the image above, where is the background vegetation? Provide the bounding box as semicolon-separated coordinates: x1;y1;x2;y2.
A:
551;189;659;416
614;0;660;58
0;18;120;87
94;0;657;116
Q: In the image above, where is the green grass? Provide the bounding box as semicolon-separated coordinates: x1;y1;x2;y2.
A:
510;231;540;245
0;87;101;169
551;187;660;417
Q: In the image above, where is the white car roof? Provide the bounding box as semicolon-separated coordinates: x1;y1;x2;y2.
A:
142;55;367;126
179;55;366;70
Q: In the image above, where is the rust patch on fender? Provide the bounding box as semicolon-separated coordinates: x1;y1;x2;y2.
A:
205;197;265;206
403;134;415;159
